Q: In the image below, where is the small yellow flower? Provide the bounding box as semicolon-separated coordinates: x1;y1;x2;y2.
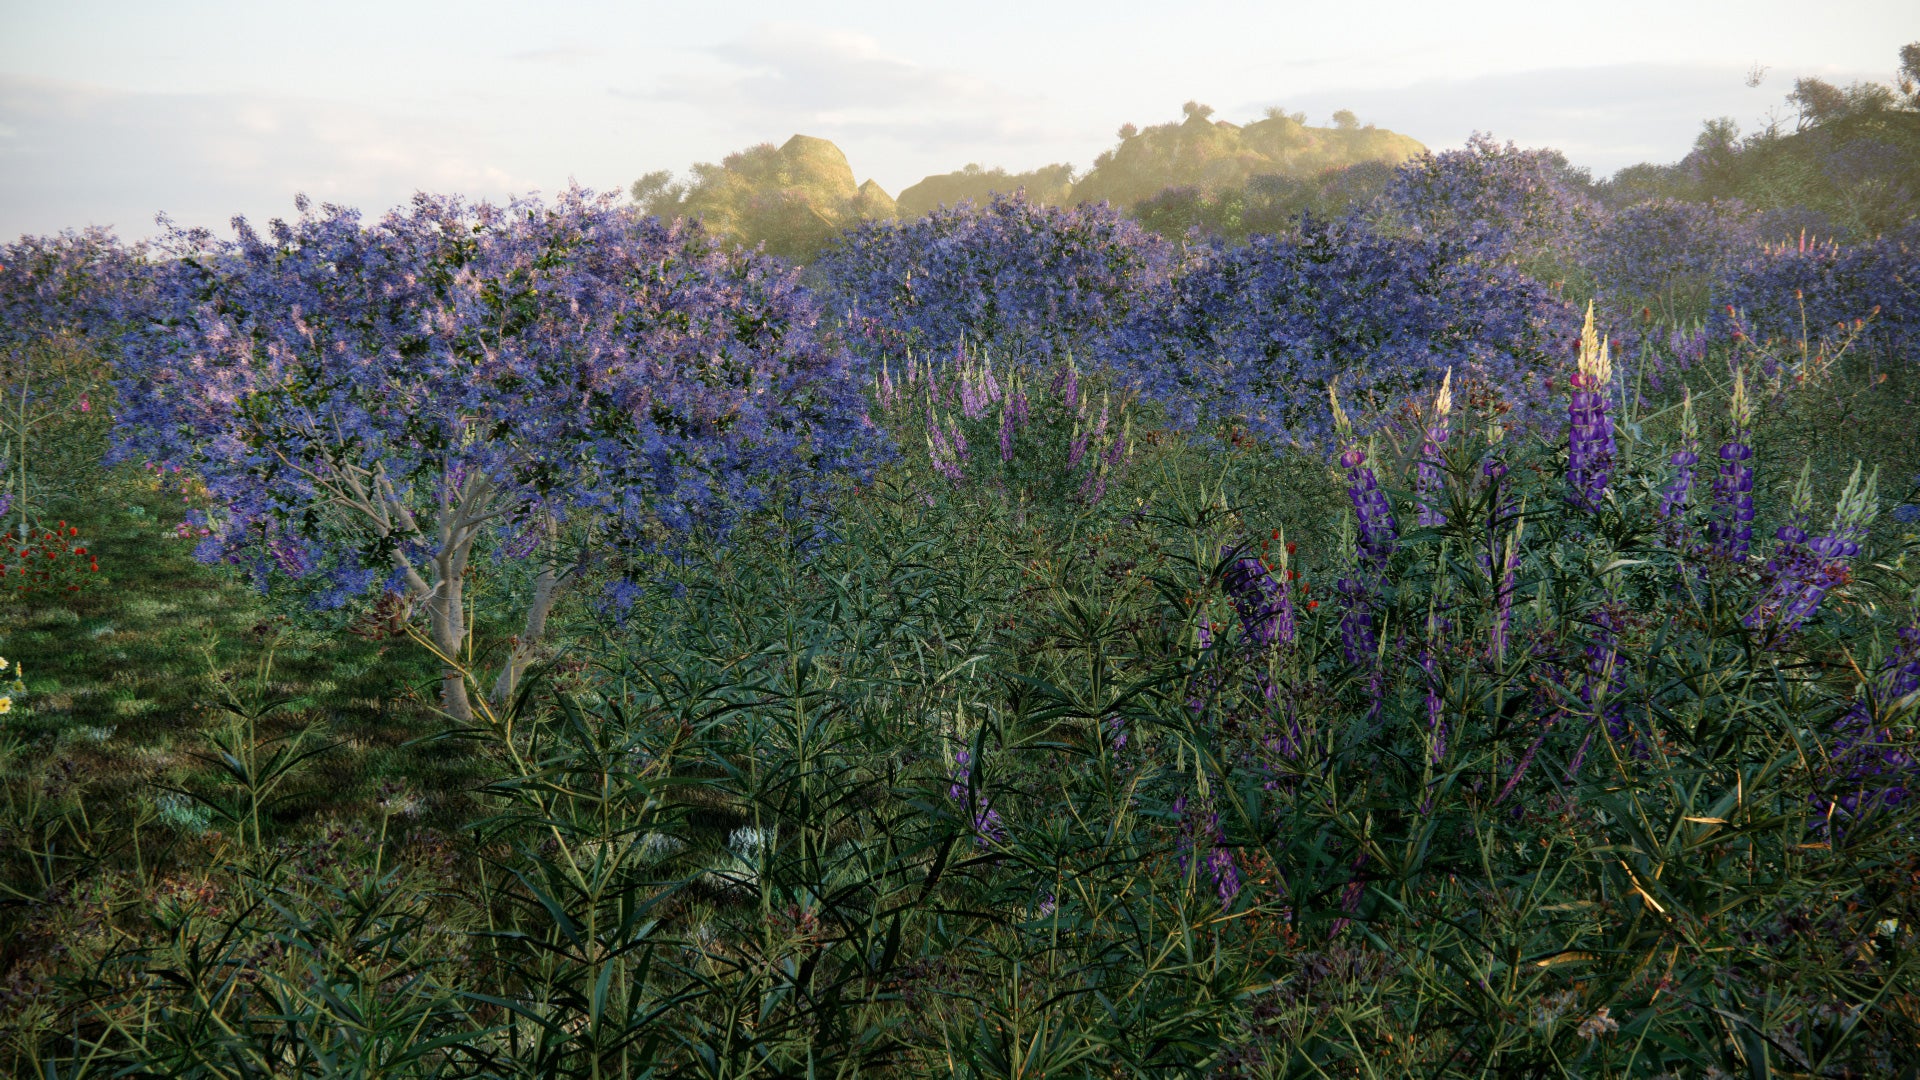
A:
0;697;12;715
8;680;20;694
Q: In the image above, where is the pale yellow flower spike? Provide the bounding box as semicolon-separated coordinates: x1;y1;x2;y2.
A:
1328;379;1352;437
1577;301;1612;386
1730;367;1751;430
1434;368;1453;419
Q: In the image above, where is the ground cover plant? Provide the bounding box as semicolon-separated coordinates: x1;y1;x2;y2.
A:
3;79;1920;1075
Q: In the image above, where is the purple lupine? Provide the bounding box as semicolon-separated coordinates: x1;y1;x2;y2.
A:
1773;466;1879;633
1330;384;1399;568
1706;369;1756;560
1174;799;1241;909
1747;461;1820;632
1657;389;1699;522
1207;825;1242;908
1819;601;1920;826
948;749;1004;847
1414;370;1452;528
1221;543;1295;650
1331;383;1397;668
1566;303;1618;513
1329;853;1369;938
999;397;1016;461
927;410;967;482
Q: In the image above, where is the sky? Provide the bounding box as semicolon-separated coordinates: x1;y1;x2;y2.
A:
2;0;1915;240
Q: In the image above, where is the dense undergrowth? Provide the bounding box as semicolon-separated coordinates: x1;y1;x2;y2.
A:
0;330;1911;1074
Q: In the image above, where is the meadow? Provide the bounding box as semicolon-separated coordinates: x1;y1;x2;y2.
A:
0;105;1918;1078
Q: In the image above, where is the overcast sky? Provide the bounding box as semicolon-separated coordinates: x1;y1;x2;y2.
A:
3;0;1915;240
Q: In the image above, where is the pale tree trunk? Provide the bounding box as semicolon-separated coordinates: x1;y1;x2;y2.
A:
490;563;560;707
427;547;473;723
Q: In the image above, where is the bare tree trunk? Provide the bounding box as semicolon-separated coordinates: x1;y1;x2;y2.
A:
429;546;473;723
490;564;560;707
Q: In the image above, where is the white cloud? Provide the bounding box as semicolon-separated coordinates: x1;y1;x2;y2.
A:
0;74;540;239
628;24;1071;156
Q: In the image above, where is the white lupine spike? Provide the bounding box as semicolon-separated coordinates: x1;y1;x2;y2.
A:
1434;368;1453;419
1328;379;1353;437
1577;302;1612;386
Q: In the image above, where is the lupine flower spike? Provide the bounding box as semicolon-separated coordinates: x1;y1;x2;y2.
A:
1749;461;1819;631
1221;532;1295;651
1415;369;1452;528
1331;381;1396;668
1707;368;1756;560
1657;388;1698;522
1567;302;1617;513
1778;465;1878;632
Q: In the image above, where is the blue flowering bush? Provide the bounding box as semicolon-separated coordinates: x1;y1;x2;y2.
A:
1381;132;1595;262
1102;214;1579;449
109;188;884;718
1716;222;1920;363
816;190;1175;366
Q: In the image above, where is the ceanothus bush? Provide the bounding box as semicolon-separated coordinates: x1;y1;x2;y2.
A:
816;191;1175;365
1101;214;1578;449
1382;133;1594;260
1716;222;1920;361
0;228;150;536
112;187;882;720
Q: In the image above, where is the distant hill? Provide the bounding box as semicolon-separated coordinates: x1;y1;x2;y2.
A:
896;163;1076;219
1072;103;1424;211
632;135;900;262
632;103;1427;259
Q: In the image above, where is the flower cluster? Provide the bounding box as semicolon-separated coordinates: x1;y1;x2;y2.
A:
1565;304;1618;513
0;656;21;716
875;349;1131;508
947;748;1004;847
1578;197;1757;324
110;187;884;718
1381;132;1593;260
817;191;1174;366
1716;223;1920;361
1104;214;1575;450
1705;371;1757;560
2;521;98;598
1220;536;1296;652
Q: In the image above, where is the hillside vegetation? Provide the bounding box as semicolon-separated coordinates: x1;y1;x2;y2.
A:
634;102;1426;258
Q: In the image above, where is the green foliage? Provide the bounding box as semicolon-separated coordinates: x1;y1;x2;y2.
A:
631;106;1424;259
896;163;1077;220
637;135;900;262
1073;105;1424;212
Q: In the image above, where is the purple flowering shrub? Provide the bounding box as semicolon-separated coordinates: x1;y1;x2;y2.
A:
1381;132;1595;260
815;191;1175;365
110;188;882;719
0;229;149;537
1102;214;1578;449
1577;197;1758;325
1716;223;1920;363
